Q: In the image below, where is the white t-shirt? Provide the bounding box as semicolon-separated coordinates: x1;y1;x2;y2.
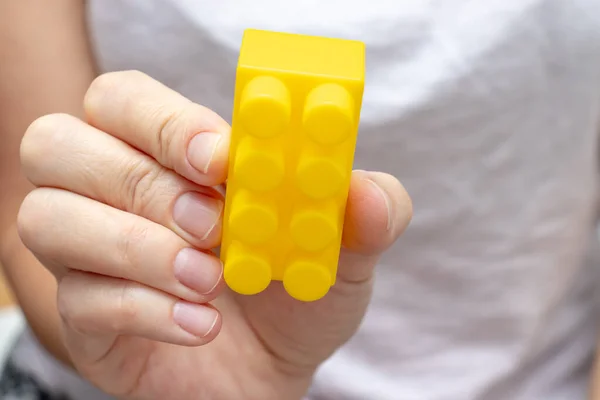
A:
11;0;600;399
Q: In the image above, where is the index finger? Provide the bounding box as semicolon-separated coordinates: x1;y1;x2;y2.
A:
83;70;231;187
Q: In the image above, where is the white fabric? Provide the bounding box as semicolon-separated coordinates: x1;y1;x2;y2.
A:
0;309;112;399
19;0;600;399
9;328;113;400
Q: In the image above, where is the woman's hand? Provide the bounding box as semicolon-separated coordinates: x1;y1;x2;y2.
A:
17;71;412;400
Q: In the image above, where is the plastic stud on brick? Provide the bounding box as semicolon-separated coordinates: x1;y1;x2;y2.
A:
221;29;365;302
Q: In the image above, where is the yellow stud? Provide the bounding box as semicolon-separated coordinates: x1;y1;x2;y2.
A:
229;192;278;245
296;156;345;199
234;137;284;192
303;83;354;146
224;244;272;295
290;210;338;252
239;76;291;139
283;261;332;302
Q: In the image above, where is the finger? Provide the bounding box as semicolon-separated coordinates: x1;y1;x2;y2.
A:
58;271;221;349
17;188;224;303
21;113;223;249
342;170;412;254
83;70;231;187
337;170;412;284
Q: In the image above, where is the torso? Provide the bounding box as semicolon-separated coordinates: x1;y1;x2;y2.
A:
76;1;600;398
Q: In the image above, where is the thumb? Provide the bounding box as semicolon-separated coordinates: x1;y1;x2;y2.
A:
337;170;413;284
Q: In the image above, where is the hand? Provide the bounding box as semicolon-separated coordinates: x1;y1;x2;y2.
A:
17;71;412;400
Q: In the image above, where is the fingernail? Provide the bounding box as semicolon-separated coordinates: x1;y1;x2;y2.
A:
365;178;393;231
174;248;223;294
187;132;221;174
173;302;219;338
173;192;222;240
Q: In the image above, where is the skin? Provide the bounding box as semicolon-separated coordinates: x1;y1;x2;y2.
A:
17;71;413;400
11;2;598;400
0;0;97;362
1;1;414;399
592;359;600;399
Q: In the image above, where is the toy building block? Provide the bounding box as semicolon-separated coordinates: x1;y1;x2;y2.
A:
221;29;365;302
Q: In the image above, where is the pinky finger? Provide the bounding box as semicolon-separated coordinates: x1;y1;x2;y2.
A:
57;271;221;348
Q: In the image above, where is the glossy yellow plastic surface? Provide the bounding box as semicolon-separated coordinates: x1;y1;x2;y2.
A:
221;29;365;302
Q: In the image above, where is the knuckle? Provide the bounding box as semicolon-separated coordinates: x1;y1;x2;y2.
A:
56;273;88;333
151;105;181;163
119;158;167;215
85;71;148;111
112;281;139;332
17;189;53;248
116;221;150;271
57;273;141;335
87;70;147;96
84;73;118;109
21;114;74;170
56;275;75;322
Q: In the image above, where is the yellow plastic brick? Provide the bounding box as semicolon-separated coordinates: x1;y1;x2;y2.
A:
221;29;365;302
